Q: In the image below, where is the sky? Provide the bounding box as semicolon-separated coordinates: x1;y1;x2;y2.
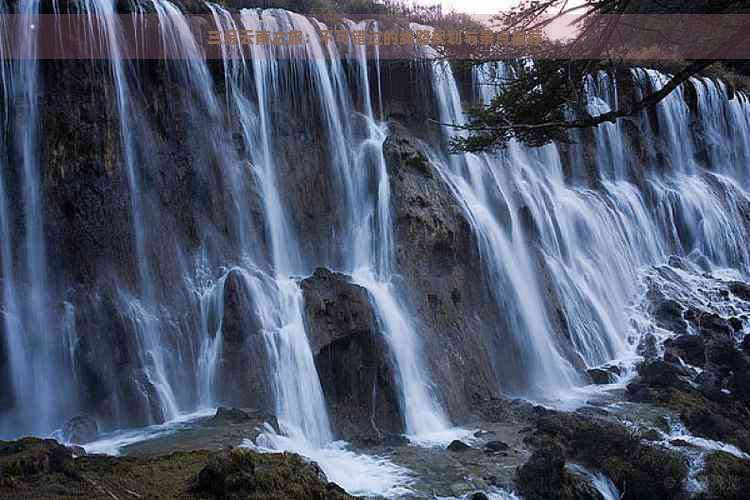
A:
412;0;582;39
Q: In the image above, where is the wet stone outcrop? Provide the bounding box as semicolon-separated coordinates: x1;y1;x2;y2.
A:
213;269;273;412
300;268;402;442
384;122;504;421
190;448;353;500
698;451;750;500
70;289;167;429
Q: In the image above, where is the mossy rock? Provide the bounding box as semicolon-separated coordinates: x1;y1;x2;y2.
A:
191;447;352;499
0;438;71;485
0;438;354;499
698;451;750;500
400;150;433;178
530;412;687;500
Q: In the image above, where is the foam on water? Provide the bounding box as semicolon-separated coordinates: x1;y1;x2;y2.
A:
81;408;216;456
435;489;521;500
406;427;478;449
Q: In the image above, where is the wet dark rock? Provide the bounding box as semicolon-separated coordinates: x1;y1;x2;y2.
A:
211;407;254;424
208;407;278;432
70;290;167;429
696;371;729;402
626;381;653;402
729;281;750;302
351;432;409;449
664;334;706;367
66;445;87;457
469;493;490;500
637;360;691;389
742;334;750;354
60;415;99;445
668;439;693;448
587;368;615;385
638;333;659;359
474;430;494;438
647;289;687;334
301;268;379;354
447;440;472;452
384;122;506;419
668;255;689;270
301;268;402;441
484;440;510;453
516;443;575;500
221;270;261;345
694;312;734;338
640;428;662;441
682;410;744;446
729;316;743;332
699;451;750;500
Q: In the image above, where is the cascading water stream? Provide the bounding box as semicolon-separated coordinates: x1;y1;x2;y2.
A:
426;58;581;395
207;5;332;441
200;14;415;493
78;0;179;421
0;0;66;435
0;3;30;436
342;22;452;438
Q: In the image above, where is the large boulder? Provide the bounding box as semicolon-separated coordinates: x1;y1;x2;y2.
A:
0;437;352;499
0;438;72;482
516;444;569;500
70;289;167;429
646;288;688;334
301;268;402;441
190;448;353;500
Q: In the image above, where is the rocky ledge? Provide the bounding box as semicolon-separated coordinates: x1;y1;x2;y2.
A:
0;436;353;499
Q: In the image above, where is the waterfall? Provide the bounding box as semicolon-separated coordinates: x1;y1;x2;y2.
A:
209;7;450;443
568;465;621;500
425;59;750;402
0;1;28;435
340;20;452;438
77;0;180;422
427;59;582;395
0;0;67;435
0;3;749;478
208;4;334;446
